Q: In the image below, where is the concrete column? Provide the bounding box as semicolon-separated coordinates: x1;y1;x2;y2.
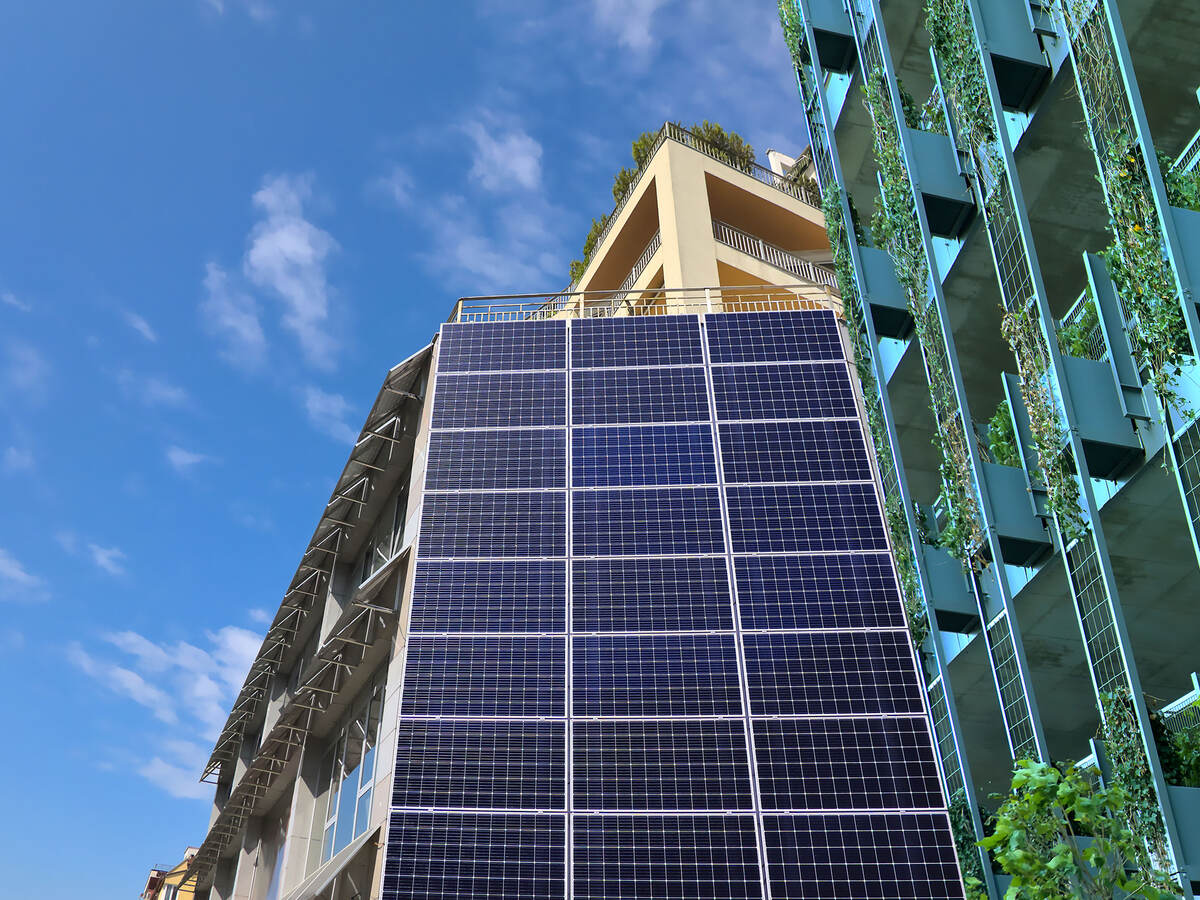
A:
655;143;720;290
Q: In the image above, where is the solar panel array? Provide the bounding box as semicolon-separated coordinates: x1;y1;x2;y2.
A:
383;311;965;900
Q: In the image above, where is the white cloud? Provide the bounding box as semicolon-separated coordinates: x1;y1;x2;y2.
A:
87;543;127;576
244;174;339;370
117;370;190;408
2;341;50;403
592;0;668;53
71;622;263;797
3;446;33;474
464;119;543;192
303;386;358;444
166;445;213;473
201;262;268;369
124;311;158;343
203;0;272;22
248;607;272;624
1;291;31;313
370;165;414;208
0;548;49;603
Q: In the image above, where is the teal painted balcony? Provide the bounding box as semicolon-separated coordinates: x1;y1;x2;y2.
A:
858;245;912;339
906;128;976;239
976;0;1051;112
800;0;857;74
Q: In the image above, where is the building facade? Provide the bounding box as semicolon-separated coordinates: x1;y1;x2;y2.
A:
178;122;981;899
780;0;1200;896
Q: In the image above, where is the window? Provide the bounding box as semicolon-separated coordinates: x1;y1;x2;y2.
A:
311;680;384;869
357;481;409;586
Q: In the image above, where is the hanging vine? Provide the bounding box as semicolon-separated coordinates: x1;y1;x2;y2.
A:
925;0;1087;541
862;68;986;568
1059;0;1193;417
776;0;810;92
947;788;988;900
824;185;931;654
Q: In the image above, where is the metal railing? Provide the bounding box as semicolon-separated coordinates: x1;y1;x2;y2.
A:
1176;127;1200;174
1057;289;1108;361
588;122;822;264
617;231;662;294
712;220;838;288
1160;673;1200;735
449;284;841;324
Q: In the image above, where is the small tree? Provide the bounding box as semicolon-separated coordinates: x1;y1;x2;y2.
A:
981;760;1180;899
689;120;755;171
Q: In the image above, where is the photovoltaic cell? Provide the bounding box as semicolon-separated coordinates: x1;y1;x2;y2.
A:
426;429;567;490
712;363;856;421
393;720;566;810
432;372;566;428
735;554;904;630
574;719;754;811
726;483;887;553
574;635;742;717
572;557;733;632
573;424;717;487
572;368;709;425
763;813;964;900
420;492;566;558
411;560;566;633
573;815;762;900
571;316;704;369
706;309;843;364
752;717;944;811
742;631;924;716
382;812;566;900
439;320;566;373
401;637;566;717
719;420;871;484
573;487;724;556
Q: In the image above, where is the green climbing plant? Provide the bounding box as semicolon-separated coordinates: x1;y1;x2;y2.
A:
1057;295;1101;359
982;759;1181;899
1099;689;1171;869
947;788;988;900
988;401;1021;468
1151;701;1200;788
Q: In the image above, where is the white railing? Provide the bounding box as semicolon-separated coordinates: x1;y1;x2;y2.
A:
712;220;838;288
448;284;841;324
617;231;662;294
1057;289;1108;361
1176;126;1200;174
1160;673;1200;735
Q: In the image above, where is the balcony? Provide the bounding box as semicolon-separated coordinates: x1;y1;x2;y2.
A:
712;220;837;288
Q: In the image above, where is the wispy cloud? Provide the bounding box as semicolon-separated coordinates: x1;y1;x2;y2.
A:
1;291;31;313
203;0;273;22
2;341;50;403
70;622;262;797
123;311;158;343
116;370;190;409
370;165;414;208
464;118;543;192
166;445;214;473
201;262;267;369
87;543;127;577
248;607;272;625
0;548;49;603
244;174;340;370
2;446;34;474
303;386;358;444
591;0;668;53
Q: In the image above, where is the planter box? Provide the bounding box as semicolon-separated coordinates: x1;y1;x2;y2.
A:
981;461;1053;566
977;0;1051;111
1059;356;1144;479
906;128;977;239
858;246;913;339
922;544;978;633
803;0;857;73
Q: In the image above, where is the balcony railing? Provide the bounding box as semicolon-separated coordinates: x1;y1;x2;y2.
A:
1057;289;1108;362
712;220;838;288
449;283;840;324
588;122;822;267
617;231;662;295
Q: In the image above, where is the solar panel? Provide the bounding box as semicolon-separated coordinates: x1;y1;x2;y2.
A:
763;813;964;900
574;815;762;900
726;483;888;553
742;631;924;716
574;634;742;716
573;487;724;556
400;637;566;717
439;320;566;372
383;812;566;900
427;429;567;490
706;309;843;364
573;719;754;811
753;716;944;810
573;557;733;632
411;560;566;633
573;424;716;487
711;362;856;421
571;315;704;369
393;720;566;809
735;554;904;630
420;492;566;558
432;372;566;428
719;419;871;484
572;368;709;425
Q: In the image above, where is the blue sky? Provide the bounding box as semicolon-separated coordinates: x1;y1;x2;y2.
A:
0;2;805;897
